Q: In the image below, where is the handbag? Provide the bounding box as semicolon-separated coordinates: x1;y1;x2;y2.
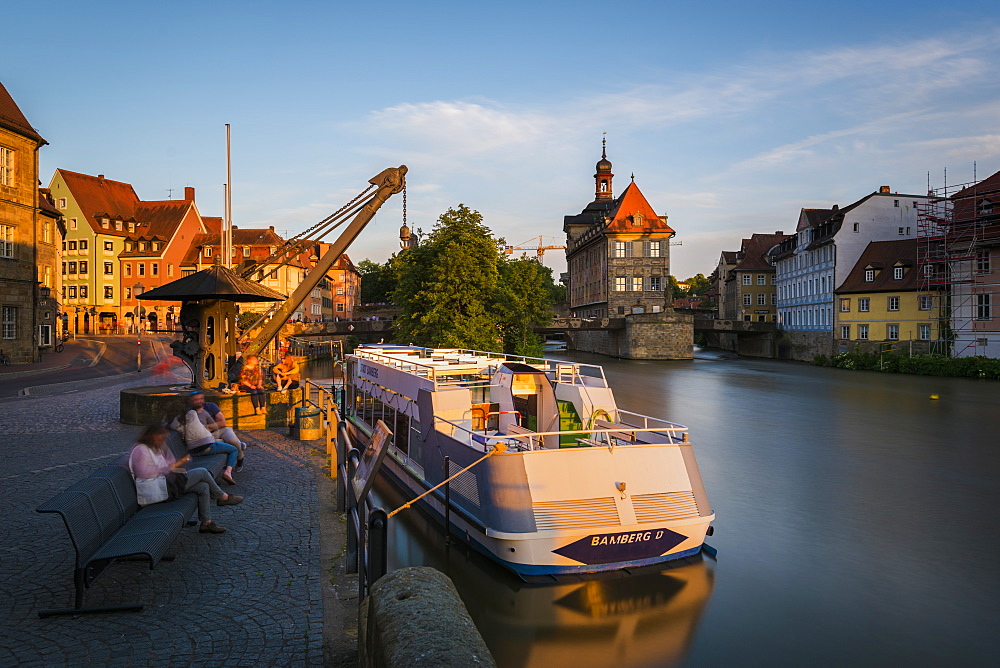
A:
134;475;169;505
165;470;189;500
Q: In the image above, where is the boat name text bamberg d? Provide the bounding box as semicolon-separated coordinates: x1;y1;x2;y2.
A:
592;530;666;546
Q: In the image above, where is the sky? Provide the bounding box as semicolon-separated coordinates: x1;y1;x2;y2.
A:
5;0;1000;279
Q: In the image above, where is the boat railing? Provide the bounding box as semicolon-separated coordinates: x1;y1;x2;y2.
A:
434;415;689;452
612;408;688;435
353;346;610;389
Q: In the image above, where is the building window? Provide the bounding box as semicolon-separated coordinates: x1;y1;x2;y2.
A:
859;297;870;312
0;148;14;186
614;277;626;292
104;286;113;300
336;302;345;312
104;240;114;252
68;261;77;274
898;227;904;235
853;222;859;232
125;287;132;300
151;263;159;276
976;294;992;321
125;264;132;277
632;214;643;227
115;220;122;231
68;240;77;251
632;277;643;292
69;218;78;230
841;325;850;339
101;218;110;229
858;324;869;340
152;242;161;251
757;275;765;285
919;295;932;310
771;293;777;305
104;262;113;275
336;287;345;296
743;294;752;306
864;269;875;282
138;241;146;251
613;241;628;258
204;247;213;257
647;241;662;258
893;267;904;280
977;250;991;274
888;296;900;311
68;286;77;298
138;263;145;277
79;261;88;275
887;324;899;340
649;275;662;291
918;324;931;340
1;306;16;339
43;219;52;243
168;264;174;277
79;285;88;299
757;293;766;305
839;298;850;312
62;262;66;275
894;200;899;207
0;224;13;258
742;275;751;286
243;246;251;257
79;240;88;251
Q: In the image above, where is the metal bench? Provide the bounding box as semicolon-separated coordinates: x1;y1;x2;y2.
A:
36;430;229;618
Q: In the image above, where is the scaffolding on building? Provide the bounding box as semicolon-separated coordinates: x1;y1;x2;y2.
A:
917;168;1000;357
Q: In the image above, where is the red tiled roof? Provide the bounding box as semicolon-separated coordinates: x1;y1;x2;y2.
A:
202;216;222;234
950;168;1000;224
38;188;61;217
182;228;287;265
733;233;790;272
0;81;45;144
603;182;675;235
796;208;834;232
58;169;140;235
836;239;921;294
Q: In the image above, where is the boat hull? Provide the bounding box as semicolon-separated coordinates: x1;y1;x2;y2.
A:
380;447;714;579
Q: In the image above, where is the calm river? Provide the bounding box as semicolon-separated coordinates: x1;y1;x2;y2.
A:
309;351;1000;667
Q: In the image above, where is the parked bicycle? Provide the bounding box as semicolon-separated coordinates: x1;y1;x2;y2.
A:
54;341;65;353
0;349;10;365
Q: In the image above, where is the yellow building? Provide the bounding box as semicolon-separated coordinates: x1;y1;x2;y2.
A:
835;239;941;349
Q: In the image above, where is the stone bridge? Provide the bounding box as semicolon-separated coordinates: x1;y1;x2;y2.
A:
281;319;392;343
693;318;777;357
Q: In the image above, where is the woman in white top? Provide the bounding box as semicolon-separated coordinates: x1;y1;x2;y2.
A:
129;425;243;533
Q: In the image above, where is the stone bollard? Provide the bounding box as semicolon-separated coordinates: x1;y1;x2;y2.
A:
360;567;495;668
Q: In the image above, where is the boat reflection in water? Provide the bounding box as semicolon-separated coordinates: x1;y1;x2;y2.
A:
374;477;715;668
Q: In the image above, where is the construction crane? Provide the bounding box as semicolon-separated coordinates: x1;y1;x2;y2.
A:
242;165;407;357
503;235;566;260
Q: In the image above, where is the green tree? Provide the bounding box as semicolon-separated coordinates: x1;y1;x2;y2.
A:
685;273;712;296
393;205;502;350
358;258;395;304
496;257;552;356
668;275;687;299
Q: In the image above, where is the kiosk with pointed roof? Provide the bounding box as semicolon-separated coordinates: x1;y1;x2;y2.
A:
139;263;284;389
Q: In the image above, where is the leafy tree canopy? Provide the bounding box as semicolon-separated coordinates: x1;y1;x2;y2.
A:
358;258;395;304
392;204;553;355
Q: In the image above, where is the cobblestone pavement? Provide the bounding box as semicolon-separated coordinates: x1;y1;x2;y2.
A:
0;371;328;666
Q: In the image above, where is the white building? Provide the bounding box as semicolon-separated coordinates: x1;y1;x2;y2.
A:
768;186;931;358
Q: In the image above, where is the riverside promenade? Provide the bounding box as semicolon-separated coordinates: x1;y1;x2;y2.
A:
0;369;355;666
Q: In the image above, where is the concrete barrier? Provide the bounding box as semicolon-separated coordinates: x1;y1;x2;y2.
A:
360;567;495;668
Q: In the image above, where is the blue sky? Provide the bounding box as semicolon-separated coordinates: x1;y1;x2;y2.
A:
6;0;1000;278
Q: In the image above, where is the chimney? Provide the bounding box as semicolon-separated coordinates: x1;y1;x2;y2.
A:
184;186;195;202
97;174;105;180
269;226;275;231
880;185;891;193
775;230;783;235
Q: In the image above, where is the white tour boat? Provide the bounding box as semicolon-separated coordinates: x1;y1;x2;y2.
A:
343;344;715;578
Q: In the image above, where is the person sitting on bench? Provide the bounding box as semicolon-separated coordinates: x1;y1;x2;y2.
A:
129;425;243;534
186;391;247;471
170;405;240;485
272;352;300;391
239;355;268;415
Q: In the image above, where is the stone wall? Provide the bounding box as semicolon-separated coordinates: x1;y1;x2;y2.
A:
359;567;495;668
120;385;304;428
566;311;692;359
775;330;835;361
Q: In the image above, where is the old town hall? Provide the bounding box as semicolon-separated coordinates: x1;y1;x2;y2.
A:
563;141;676;318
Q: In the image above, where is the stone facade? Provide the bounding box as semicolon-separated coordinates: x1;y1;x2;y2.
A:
0;82;55;364
564;142;675;318
774;330;834;361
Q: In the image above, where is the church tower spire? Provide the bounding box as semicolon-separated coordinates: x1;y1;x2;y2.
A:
595;136;613;200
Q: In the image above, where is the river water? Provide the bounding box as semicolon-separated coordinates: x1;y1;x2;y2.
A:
307;352;1000;667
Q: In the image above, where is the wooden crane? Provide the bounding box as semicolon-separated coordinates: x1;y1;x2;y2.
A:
503;235;566;260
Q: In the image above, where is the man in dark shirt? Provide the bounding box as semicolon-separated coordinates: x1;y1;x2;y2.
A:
187;391;247;471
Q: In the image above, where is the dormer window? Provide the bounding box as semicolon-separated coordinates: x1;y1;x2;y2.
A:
125;242;133;252
139;241;146;251
115;220;122;231
101;218;110;229
979;199;994;216
153;242;161;251
864;268;875;282
243;246;250;257
204;247;213;258
632;214;643;227
893;267;904;280
129;223;136;233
